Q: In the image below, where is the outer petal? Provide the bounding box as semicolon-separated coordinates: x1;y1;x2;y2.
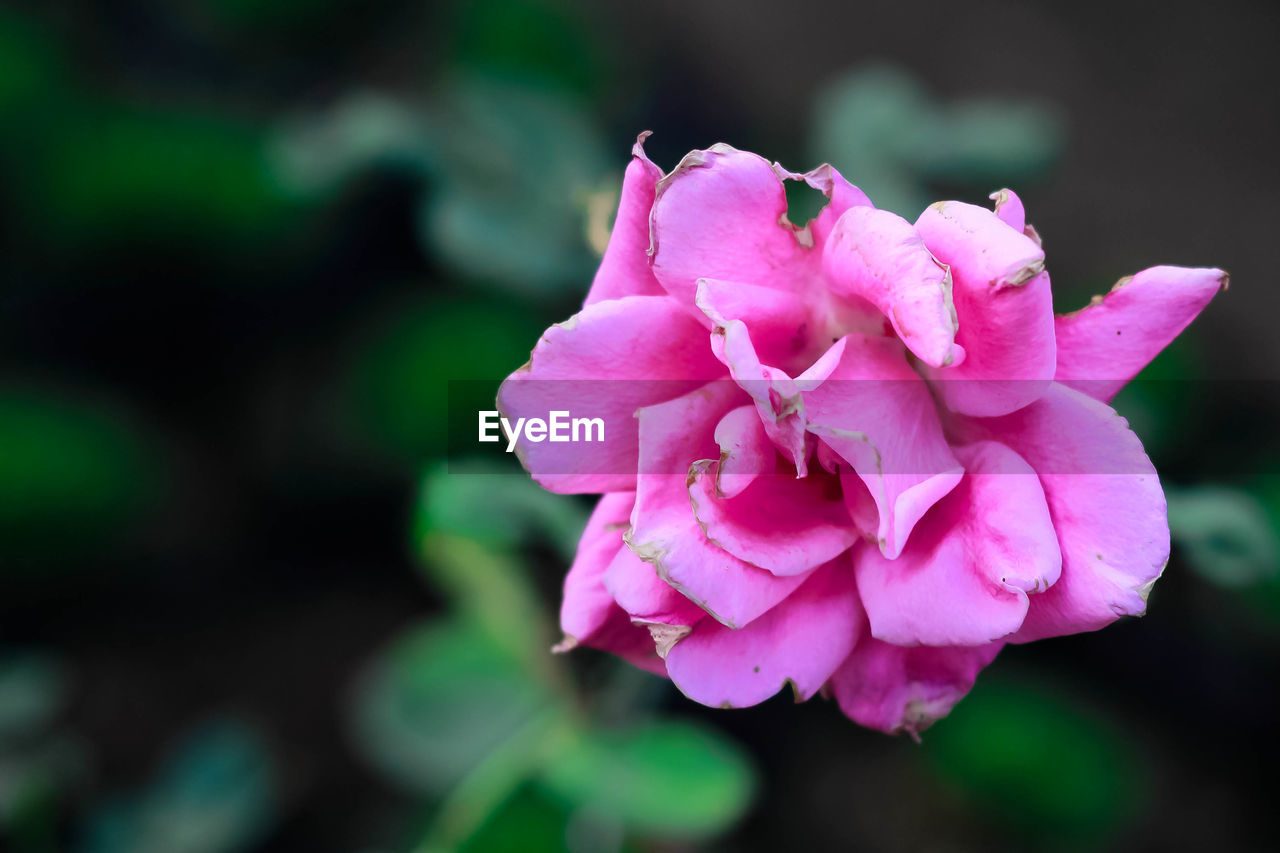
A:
989;188;1026;233
650;145;823;309
556;492;665;675
498;295;724;493
830;634;1003;737
583;133;667;306
822;205;963;369
1054;265;1228;402
602;545;707;658
951;383;1169;641
854;441;1062;646
916;200;1055;417
688;463;858;576
627;382;809;629
802;334;963;559
665;557;860;707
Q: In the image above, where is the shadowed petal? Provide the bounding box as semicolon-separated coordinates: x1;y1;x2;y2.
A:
584;132;667;306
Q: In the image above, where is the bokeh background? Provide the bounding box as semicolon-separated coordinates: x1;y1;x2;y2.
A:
3;0;1280;850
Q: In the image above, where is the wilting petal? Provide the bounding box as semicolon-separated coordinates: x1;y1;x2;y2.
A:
583;133;667;306
696;277;822;374
603;545;707;657
651;145;823;309
989;188;1026;233
1054;265;1228;402
665;557;860;707
556;493;665;674
498;295;724;493
823;205;963;369
689;463;858;576
713;404;777;499
951;383;1169;641
830;635;1003;737
916;200;1055;416
803;334;963;559
628;383;808;628
855;441;1061;646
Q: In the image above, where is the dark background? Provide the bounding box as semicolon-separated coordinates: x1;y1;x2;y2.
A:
2;1;1279;851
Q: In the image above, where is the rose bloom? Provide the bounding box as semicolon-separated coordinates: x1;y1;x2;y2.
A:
498;134;1225;735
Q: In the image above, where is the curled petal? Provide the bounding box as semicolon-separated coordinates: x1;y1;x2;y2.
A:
916;200;1055;417
498;295;724;493
855;441;1062;646
1054;265;1227;402
830;634;1003;737
951;383;1169;641
823;205;963;369
802;334;963;558
665;557;861;708
989;188;1026;233
583;132;667;306
688;463;858;576
651;145;824;310
713;404;777;499
628;383;808;628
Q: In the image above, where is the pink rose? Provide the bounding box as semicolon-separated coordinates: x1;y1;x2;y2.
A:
498;134;1225;735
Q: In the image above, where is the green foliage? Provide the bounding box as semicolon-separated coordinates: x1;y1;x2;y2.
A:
346;463;756;850
340;295;547;465
77;720;276;853
1168;486;1280;588
0;389;164;564
810;65;1062;215
350;619;556;797
540;720;756;839
924;674;1148;843
274;74;610;295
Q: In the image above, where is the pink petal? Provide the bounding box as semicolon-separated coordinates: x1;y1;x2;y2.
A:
854;441;1062;646
650;145;824;310
696;277;822;374
802;333;963;559
989;188;1026;233
1054;265;1228;402
915;200;1056;417
602;545;707;657
688;463;858;576
713;404;777;499
628;382;809;628
830;634;1003;737
822;205;963;369
696;279;811;473
556;492;665;675
583;133;667;306
498;295;724;493
951;382;1169;641
665;557;861;707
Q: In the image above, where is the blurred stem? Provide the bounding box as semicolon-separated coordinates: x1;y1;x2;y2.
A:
413;707;573;853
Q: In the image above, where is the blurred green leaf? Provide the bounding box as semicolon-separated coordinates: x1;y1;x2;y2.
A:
1168;486;1280;588
78;719;275;853
810;65;1062;215
0;653;66;741
924;675;1147;842
350;619;558;797
30;105;296;246
538;720;756;839
275;74;609;295
340;295;546;464
416;461;586;561
419;534;555;674
0;388;164;563
0;8;69;115
456;784;573;853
